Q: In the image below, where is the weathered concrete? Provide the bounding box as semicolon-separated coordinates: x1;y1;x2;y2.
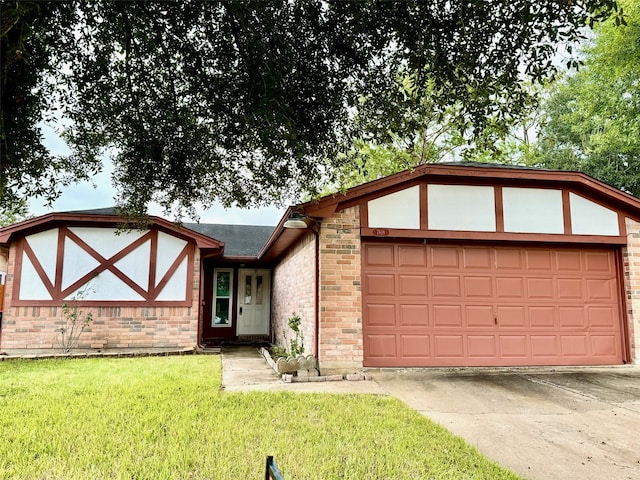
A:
371;367;640;480
220;346;383;394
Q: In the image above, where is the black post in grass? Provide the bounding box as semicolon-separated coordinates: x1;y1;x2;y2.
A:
265;456;285;480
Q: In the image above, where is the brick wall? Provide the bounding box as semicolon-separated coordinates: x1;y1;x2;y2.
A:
0;242;200;351
623;218;640;364
271;231;316;355
318;206;363;373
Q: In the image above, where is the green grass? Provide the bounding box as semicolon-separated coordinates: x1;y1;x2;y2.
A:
0;356;520;479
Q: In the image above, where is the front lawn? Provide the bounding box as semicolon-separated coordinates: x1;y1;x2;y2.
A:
0;356;519;479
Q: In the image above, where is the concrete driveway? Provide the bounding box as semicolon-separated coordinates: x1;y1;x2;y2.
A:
371;367;640;480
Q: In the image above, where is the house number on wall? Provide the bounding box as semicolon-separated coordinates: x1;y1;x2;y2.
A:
373;229;389;236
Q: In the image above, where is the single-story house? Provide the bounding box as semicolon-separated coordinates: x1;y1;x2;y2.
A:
2;163;640;372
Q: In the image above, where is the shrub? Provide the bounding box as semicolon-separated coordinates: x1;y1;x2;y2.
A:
57;287;94;353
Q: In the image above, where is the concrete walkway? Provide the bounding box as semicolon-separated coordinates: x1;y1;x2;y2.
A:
220;346;384;394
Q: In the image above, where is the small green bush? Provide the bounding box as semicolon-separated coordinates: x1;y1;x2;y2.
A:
286;312;304;356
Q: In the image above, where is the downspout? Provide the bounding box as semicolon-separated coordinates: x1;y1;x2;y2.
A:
314;226;320;359
197;253;205;349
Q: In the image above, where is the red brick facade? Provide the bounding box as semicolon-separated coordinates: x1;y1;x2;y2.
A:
317;206;363;373
0;242;200;351
270;208;364;373
624;217;640;364
2;200;639;372
271;231;316;355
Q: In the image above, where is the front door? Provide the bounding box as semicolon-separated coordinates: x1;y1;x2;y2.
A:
237;269;271;336
202;267;236;341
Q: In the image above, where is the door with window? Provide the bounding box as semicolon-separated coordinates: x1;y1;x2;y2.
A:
237;269;271;336
202;268;235;340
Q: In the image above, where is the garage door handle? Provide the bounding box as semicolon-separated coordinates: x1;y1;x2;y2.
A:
494;314;498;325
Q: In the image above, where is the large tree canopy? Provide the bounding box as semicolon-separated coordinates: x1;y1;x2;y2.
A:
528;0;639;196
1;0;622;217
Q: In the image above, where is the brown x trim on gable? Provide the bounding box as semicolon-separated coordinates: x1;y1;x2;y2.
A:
12;226;195;307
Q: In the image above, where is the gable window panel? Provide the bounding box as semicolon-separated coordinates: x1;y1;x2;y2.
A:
368;186;420;229
570;193;619;236
428;184;496;232
503;188;564;234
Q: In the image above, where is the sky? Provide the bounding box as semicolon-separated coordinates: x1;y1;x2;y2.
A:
28;125;285;226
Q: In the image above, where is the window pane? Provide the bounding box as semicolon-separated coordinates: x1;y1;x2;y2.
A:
216;272;230;297
244;275;252;304
256;276;263;305
214;298;230;325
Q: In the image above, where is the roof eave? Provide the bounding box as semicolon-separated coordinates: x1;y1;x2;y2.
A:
297;164;640;217
0;212;225;251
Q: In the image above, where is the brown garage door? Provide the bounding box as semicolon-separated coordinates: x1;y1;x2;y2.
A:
362;242;625;367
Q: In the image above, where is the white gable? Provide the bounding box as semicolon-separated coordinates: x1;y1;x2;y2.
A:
503;188;564;234
368;186;420;229
428;184;496;232
570;193;619;236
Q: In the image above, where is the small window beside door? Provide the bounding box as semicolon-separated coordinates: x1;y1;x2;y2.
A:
213;269;233;327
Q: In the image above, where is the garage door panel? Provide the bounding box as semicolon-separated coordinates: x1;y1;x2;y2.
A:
496;277;524;298
398;245;427;267
585;251;614;272
529;307;556;328
434;335;464;358
561;335;589;356
365;304;396;327
588;306;616;328
432;275;460;296
399;304;429;326
559;307;586;327
433;305;462;327
586;279;615;300
558;278;583;298
467;335;496;357
400;335;430;358
431;247;459;268
463;248;492;269
399;275;428;296
464;276;492;297
363;242;624;367
466;305;494;327
498;306;526;327
591;335;618;356
499;335;528;357
526;250;553;270
528;278;554;298
364;244;394;266
530;335;559;357
556;250;582;271
495;249;522;269
365;274;395;296
365;334;397;358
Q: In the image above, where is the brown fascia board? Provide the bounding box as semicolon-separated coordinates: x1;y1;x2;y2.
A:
256;206;293;260
0;212;224;251
257;206;312;262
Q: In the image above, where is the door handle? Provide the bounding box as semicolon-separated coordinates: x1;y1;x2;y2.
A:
239;307;243;315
